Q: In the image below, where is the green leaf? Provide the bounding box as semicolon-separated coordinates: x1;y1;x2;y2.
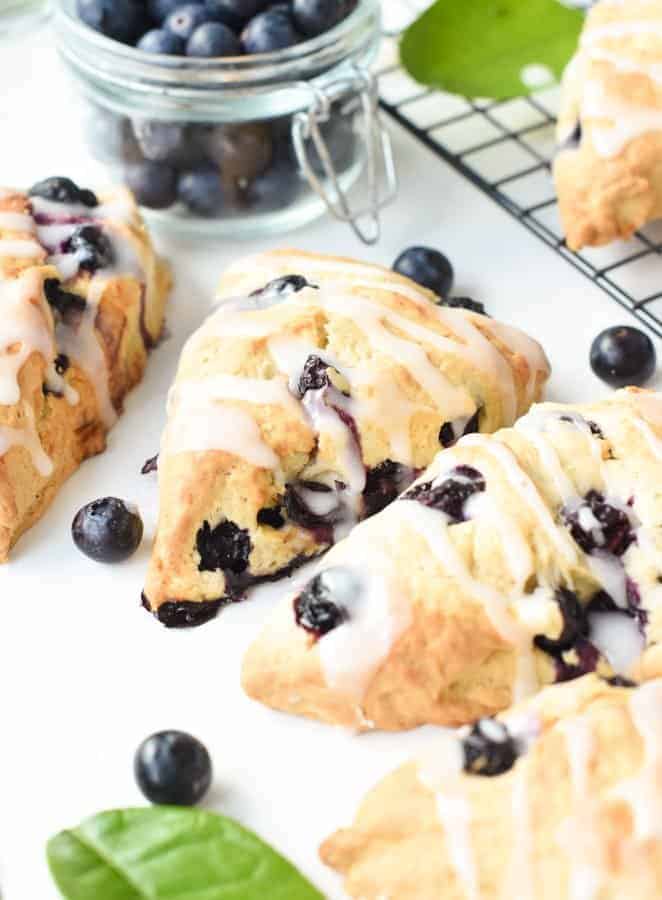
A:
47;807;324;900
400;0;584;100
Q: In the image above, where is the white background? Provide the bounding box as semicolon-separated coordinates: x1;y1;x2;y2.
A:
1;11;661;900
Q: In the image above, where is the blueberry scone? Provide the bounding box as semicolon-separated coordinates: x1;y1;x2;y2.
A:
142;249;549;627
0;177;170;558
321;674;662;899
242;388;662;731
554;0;662;250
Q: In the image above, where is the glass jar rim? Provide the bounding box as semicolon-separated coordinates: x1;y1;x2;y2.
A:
55;0;381;93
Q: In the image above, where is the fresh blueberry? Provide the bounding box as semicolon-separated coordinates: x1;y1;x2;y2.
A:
292;0;357;37
77;0;149;43
178;166;224;216
393;246;454;299
363;460;416;518
442;296;486;315
28;176;97;208
134;730;212;805
294;568;356;637
204;0;270;29
166;3;212;40
187;21;241;55
196;519;251;573
240;4;301;54
64;224;115;273
43;279;87;326
561;490;635;557
534;588;589;657
125;161;178;209
205;123;273;188
138;27;185;53
241;156;301;210
132;119;188;162
462;718;518;777
148;0;184;22
590;325;656;388
72;497;143;563
402;465;485;523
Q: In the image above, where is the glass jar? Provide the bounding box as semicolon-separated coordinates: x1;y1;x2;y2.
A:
0;0;50;40
53;0;397;243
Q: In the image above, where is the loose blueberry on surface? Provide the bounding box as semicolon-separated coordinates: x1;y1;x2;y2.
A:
43;279;87;326
240;5;302;54
28;176;97;208
294;568;355;637
166;3;214;40
363;460;416;518
137;27;186;53
590;326;656;388
442;296;486;315
177;166;224;216
240;156;301;211
292;0;357;37
403;465;485;523
561;490;635;557
393;246;454;299
257;505;285;528
125;161;178;209
204;0;270;29
77;0;150;43
72;497;143;563
187;20;241;55
64;225;115;273
462;718;518;777
148;0;184;21
534;588;589;656
196;519;251;573
134;730;212;805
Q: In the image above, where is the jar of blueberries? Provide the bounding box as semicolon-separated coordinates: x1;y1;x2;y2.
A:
53;0;396;242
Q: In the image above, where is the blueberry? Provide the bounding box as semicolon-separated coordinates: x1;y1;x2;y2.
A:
43;279;87;326
196;519;251;573
178;166;224;216
28;176;97;208
76;0;149;43
561;490;635;557
294;568;356;637
534;588;589;657
125;161;178;209
297;354;331;396
132;119;188;163
148;0;184;22
134;730;212;805
204;0;270;29
462;718;518;777
145;594;224;627
187;20;241;55
438;408;480;448
393;246;454;299
137;27;185;53
54;354;70;376
590;325;656;388
442;296;486;315
241;156;301;211
363;460;416;518
72;497;143;563
292;0;357;38
251;275;317;298
257;505;285;528
64;224;115;273
205;123;273;186
402;465;485;523
240;5;301;54
166;3;212;39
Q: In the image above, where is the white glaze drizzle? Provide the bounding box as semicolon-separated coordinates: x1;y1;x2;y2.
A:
588;610;645;673
502;762;535;900
0;239;44;259
514;412;577;503
0;212;35;233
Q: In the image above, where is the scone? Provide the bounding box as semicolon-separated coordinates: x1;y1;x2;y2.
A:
554;0;662;250
320;674;662;900
142;249;550;627
0;176;170;558
242;388;662;731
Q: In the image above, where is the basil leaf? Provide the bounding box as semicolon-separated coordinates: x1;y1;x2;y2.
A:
47;807;324;900
400;0;584;100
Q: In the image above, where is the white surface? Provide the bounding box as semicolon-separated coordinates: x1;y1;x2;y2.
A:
1;22;661;900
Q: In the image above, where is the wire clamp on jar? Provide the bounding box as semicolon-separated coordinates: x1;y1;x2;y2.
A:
292;66;397;245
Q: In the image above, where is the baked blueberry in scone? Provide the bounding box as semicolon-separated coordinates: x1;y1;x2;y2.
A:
242;388;662;731
0;178;170;558
320;673;662;900
554;0;662;250
142;249;550;627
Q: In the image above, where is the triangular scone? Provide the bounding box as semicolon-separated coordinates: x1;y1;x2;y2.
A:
143;249;549;627
554;0;662;250
321;674;662;900
0;180;170;558
242;388;662;731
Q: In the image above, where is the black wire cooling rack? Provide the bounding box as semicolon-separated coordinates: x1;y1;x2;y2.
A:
376;1;662;338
